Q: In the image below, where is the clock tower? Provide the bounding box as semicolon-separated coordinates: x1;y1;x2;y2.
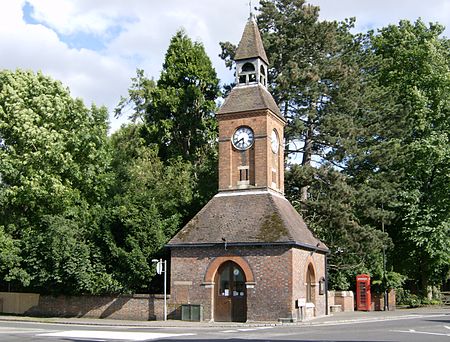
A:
217;16;285;193
167;16;328;323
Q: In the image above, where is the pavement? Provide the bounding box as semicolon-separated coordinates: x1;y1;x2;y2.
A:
0;306;448;328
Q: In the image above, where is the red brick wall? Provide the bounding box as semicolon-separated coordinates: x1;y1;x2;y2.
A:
170;245;326;321
291;249;327;318
26;294;167;321
218;110;285;193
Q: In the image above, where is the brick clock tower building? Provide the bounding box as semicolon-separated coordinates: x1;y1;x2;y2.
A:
167;17;329;322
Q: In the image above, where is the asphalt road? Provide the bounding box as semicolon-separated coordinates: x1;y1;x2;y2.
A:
0;310;449;342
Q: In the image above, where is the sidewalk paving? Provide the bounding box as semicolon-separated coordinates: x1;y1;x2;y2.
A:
0;306;448;329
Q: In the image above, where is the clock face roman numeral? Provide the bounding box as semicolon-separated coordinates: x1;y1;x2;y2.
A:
232;126;254;150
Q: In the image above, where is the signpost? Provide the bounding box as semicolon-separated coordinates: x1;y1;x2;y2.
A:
152;259;167;321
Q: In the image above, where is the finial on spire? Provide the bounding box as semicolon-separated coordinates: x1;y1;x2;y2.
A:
248;0;254;19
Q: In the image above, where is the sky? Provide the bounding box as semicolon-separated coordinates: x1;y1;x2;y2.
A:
1;0;449;133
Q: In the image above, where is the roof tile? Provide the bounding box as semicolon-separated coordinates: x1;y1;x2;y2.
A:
217;84;283;119
168;191;328;251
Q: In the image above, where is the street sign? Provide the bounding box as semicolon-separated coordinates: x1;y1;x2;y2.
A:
156;261;163;275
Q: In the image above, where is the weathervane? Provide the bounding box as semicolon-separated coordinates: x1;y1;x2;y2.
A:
249;0;253;19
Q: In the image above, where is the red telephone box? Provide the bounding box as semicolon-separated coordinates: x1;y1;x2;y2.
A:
356;274;371;311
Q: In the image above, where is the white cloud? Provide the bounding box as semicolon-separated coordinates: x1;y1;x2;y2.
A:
26;0;132;36
1;0;448;133
309;0;450;35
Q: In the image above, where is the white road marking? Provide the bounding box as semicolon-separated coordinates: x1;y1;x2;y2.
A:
221;326;274;333
37;330;195;341
392;328;450;337
238;327;274;332
313;313;448;326
445;325;450;330
0;327;51;334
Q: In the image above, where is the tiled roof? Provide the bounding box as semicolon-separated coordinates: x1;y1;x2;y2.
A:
235;18;269;64
168;191;328;252
217;84;283;119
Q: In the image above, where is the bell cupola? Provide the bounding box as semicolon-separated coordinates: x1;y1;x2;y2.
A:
234;16;269;88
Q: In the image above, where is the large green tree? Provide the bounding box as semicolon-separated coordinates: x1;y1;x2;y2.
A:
354;20;450;294
117;30;219;162
0;69;115;294
117;29;221;218
102;124;194;292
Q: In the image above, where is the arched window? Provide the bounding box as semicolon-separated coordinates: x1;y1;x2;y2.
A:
260;65;266;76
242;62;255;72
306;264;315;303
239;62;257;85
259;65;266;85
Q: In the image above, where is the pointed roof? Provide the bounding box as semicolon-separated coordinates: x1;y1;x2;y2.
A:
168;191;328;253
235;17;269;64
217;84;284;120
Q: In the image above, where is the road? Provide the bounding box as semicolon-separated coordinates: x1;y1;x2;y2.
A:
0;310;449;341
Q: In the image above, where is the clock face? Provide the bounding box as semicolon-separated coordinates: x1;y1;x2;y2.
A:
232;126;254;150
271;129;279;154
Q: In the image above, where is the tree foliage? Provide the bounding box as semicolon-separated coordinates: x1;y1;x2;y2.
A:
0;69;114;294
117;30;220;163
102;124;194;292
357;21;450;293
117;29;221;218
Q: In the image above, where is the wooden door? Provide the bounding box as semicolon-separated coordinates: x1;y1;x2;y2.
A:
214;261;247;322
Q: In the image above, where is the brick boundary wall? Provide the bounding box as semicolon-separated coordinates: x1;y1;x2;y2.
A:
25;294;168;321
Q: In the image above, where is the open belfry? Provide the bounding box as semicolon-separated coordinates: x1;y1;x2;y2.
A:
167;16;329;322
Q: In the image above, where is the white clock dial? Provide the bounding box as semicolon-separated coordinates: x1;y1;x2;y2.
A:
232;126;254;150
271;129;279;154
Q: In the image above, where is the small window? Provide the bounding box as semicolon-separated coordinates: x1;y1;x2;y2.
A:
249;74;256;83
239;75;246;84
238;166;250;186
219;263;231;296
240;168;249;181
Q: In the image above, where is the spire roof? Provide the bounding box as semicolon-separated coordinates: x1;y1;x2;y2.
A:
234;17;269;64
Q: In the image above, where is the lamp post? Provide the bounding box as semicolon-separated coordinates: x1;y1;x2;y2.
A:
381;204;388;311
152;258;167;321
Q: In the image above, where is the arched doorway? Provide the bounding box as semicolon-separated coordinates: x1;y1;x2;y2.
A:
306;263;316;305
214;261;247;322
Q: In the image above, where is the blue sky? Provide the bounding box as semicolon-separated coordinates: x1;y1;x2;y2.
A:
1;0;449;132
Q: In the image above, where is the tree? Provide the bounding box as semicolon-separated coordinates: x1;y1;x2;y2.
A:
257;0;367;200
218;1;392;289
117;30;221;218
103;124;194;292
117;30;220;163
359;20;450;294
0;69;115;294
285;164;391;290
0;226;29;287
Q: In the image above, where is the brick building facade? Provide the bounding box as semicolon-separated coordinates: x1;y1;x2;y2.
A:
167;16;328;322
